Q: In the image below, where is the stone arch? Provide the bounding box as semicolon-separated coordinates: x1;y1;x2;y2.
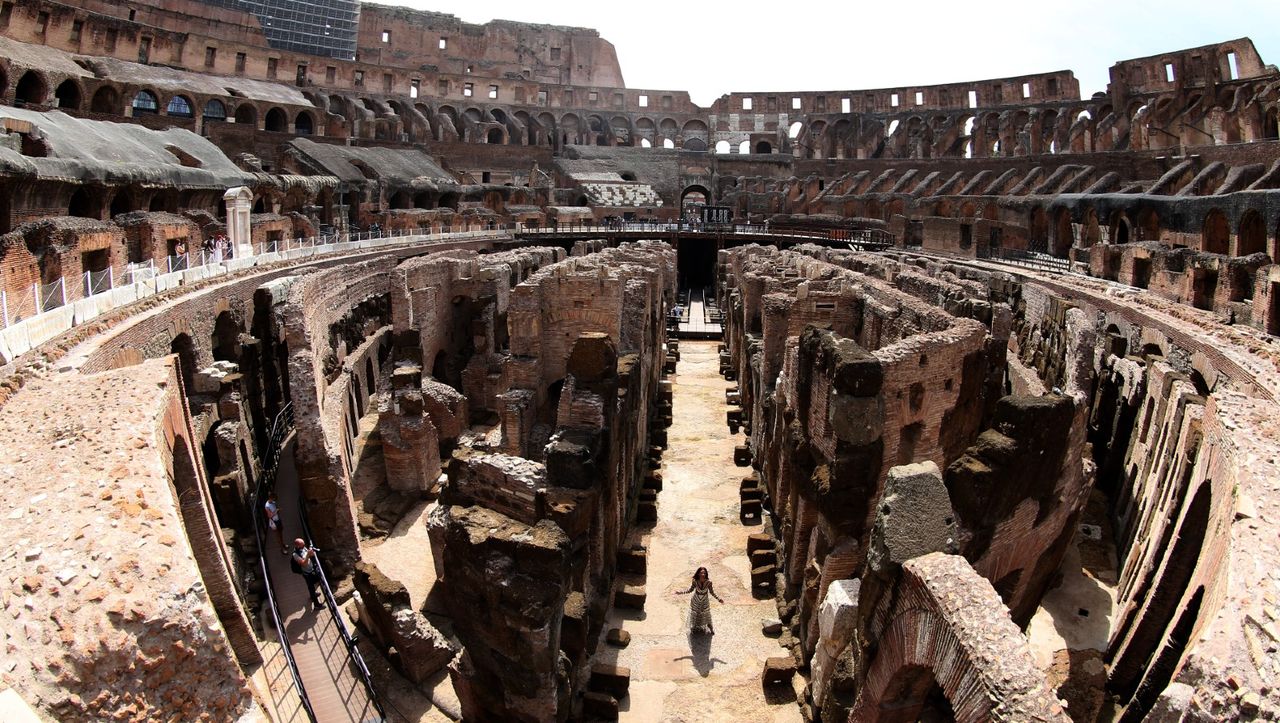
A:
233;104;256;126
1237;209;1266;256
295;110;315;135
14;70;47;106
559;112;581;145
1135;206;1161;242
755;140;773;154
53;79;82;110
1081;206;1101;248
1265;106;1279;140
681;184;711;216
486;127;504;144
90;85;119;114
1201;208;1229;254
165;94;194;118
170;332;198;393
68;187;96;218
682;119;709;149
131;89;159;115
1052;206;1073;258
849;554;1065;722
264;107;288;133
1110;210;1132;245
202;99;227;124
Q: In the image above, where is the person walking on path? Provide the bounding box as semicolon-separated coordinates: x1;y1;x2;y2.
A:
676;566;723;635
291;538;324;610
264;493;287;554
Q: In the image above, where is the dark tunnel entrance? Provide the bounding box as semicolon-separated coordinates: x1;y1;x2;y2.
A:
676;238;717;293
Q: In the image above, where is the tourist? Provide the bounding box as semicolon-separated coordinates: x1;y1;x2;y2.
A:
675;566;723;634
290;538;324;609
264;493;286;554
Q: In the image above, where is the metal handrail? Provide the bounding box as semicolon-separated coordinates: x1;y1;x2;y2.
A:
513;221;894;248
294;484;388;722
249;403;317;722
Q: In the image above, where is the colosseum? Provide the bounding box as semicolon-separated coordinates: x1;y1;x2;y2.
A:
0;1;1276;722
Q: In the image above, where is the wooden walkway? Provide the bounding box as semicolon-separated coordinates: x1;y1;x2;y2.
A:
267;440;381;723
677;290;723;338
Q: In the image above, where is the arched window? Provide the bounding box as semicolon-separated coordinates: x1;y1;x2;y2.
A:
233;104;256;126
202;99;226;123
132;90;159;115
166;95;193;118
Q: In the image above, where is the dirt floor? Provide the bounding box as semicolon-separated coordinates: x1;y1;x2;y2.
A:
587;341;804;722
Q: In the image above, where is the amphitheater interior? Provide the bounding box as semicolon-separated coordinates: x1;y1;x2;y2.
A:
0;2;1278;722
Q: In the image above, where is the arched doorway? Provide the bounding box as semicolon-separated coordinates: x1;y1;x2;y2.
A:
295;111;314;135
1266;107;1279;140
1135;207;1160;242
1201;209;1229;254
234;104;256;127
90;86;119;114
755;140;772;154
1237;209;1266;256
680;185;710;221
264;107;288;132
1110;211;1131;245
1052;207;1073;258
170;333;198;393
486;127;503;144
54;80;81;110
68;188;95;218
14;71;47;106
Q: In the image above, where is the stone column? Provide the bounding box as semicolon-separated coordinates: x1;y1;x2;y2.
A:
223;186;254;258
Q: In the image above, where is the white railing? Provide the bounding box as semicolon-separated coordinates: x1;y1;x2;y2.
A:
0;227;512;361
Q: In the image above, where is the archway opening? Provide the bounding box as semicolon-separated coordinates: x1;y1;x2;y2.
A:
234;105;256;126
170;333;198;393
1238;209;1266;256
294;111;314;135
68;187;94;218
54;80;81;110
264;107;288;133
680;185;710;221
14;71;46;106
486;127;503;144
90;86;119;114
755;140;772;154
202;99;227;124
1201;209;1230;254
166;95;193;118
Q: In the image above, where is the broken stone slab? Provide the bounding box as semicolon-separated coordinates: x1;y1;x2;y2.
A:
605;628;631;648
761;656;798;687
817;578;861;644
589;664;631;699
750;549;777;568
614;585;646;610
761;619;784;637
740;499;763;520
751;564;776;588
733;445;752;466
868;461;956;574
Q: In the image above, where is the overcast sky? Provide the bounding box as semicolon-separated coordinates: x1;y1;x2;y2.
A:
386;0;1279;107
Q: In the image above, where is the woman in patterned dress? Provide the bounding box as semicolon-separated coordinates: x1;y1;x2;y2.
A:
676;566;723;634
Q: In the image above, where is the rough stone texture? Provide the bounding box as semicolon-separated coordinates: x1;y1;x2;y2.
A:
850;553;1069;722
0;359;254;721
353;561;456;685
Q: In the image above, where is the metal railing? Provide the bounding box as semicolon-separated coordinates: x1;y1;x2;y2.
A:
976;244;1072;274
295;458;388;723
516;220;895;248
249;403;317;723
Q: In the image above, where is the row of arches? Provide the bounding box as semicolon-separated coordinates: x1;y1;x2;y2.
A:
1020;204;1278;259
3;67;319;135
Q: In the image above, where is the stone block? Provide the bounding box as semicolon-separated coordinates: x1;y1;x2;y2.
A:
817;579;861;643
740;487;763;502
605;628;631;648
639;488;658;504
643;473;663;491
734;445;752;466
761;619;784;637
868;461;955;574
746;533;773;554
750;549;776;568
761;656;797;687
582;691;619;720
636;500;658;522
589;664;631;699
561;592;588;660
614;585;646;610
751;564;776;588
617;547;647;575
740;499;762;520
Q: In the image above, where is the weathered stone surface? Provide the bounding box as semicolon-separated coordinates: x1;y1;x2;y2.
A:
762;656;798;687
605;628;631;648
589;664;631;699
867;461;955;574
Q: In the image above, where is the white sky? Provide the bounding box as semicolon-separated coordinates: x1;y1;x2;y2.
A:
383;0;1278;107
